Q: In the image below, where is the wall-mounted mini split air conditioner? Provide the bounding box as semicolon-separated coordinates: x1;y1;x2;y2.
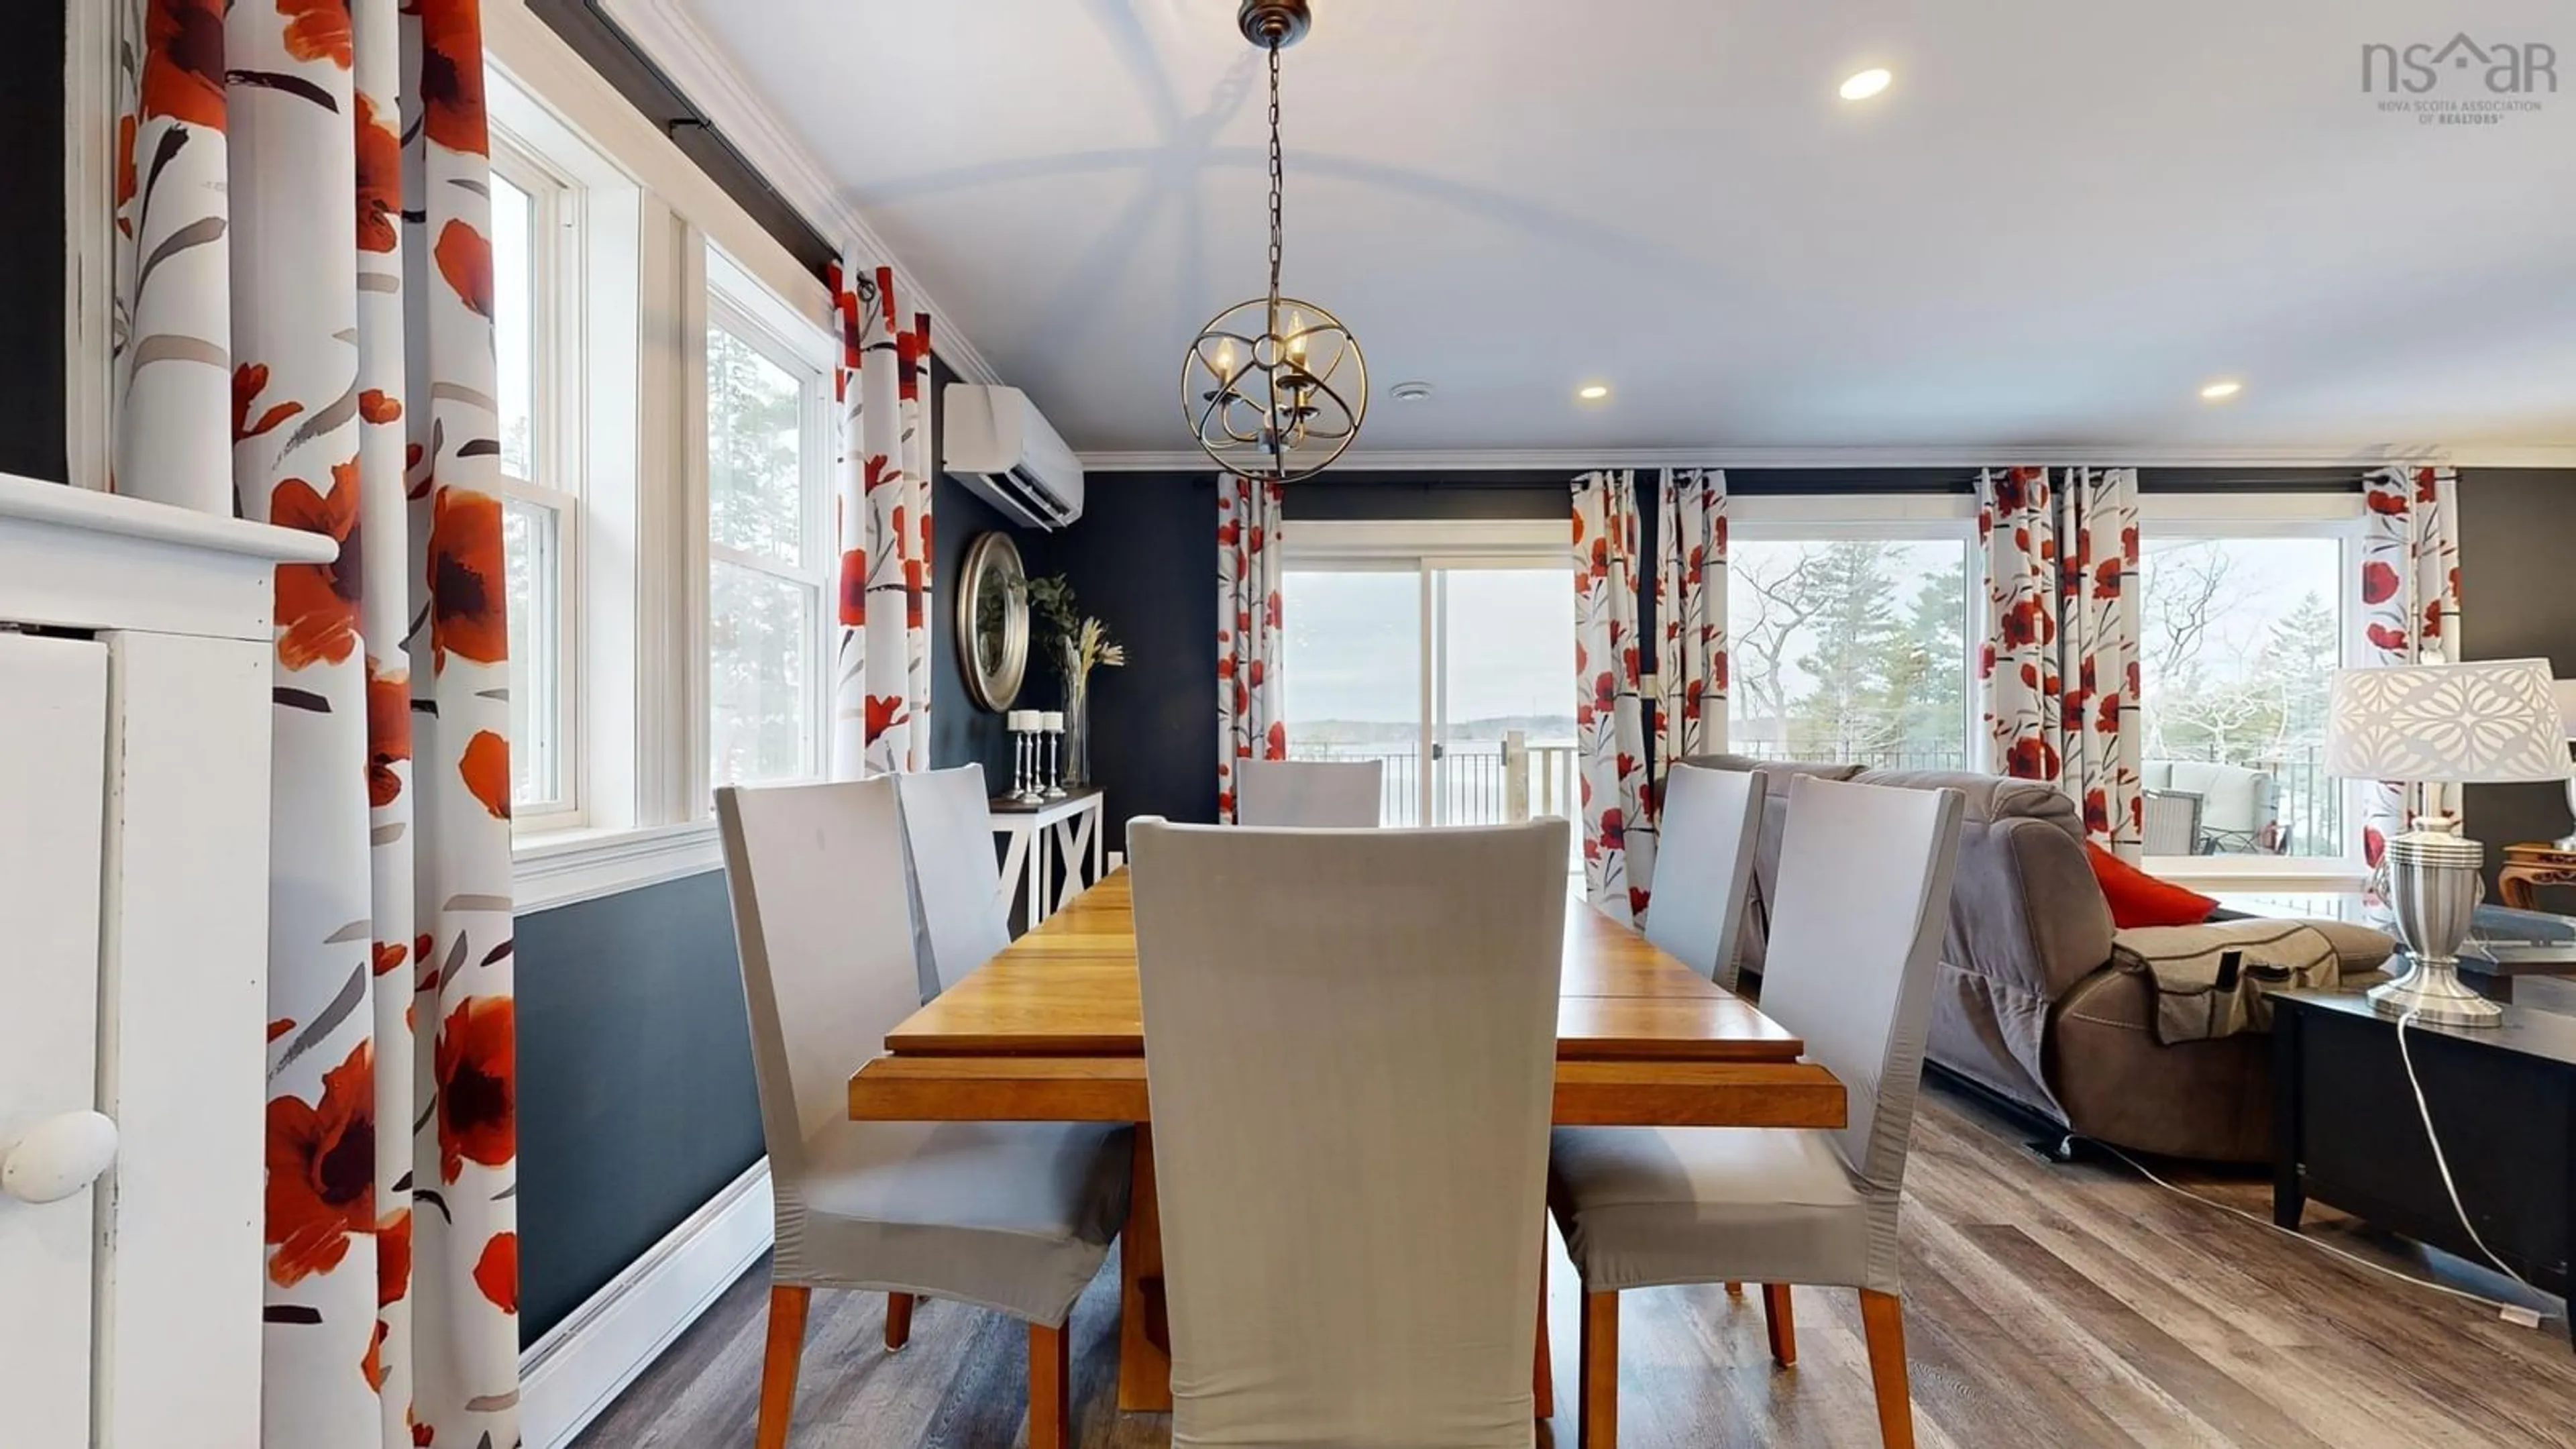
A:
942;384;1083;530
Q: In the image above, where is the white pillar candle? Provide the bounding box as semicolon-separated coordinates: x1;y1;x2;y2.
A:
1008;709;1038;731
1040;711;1065;733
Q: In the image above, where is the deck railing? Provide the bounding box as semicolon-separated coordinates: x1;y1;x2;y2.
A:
1731;740;2344;858
1291;735;2347;859
1287;735;1580;828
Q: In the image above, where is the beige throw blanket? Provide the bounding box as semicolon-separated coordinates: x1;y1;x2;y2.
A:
2110;922;2342;1044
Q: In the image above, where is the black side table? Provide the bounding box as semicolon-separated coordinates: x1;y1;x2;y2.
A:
2272;989;2575;1347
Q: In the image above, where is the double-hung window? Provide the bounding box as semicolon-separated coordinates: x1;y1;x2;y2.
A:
488;134;582;825
702;248;833;790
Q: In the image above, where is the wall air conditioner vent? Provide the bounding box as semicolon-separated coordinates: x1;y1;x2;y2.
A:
942;384;1084;531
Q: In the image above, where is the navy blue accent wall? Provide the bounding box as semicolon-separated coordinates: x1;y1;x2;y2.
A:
515;870;761;1345
3;6;67;482
1041;474;1223;847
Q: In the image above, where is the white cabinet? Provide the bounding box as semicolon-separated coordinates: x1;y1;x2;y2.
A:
0;633;109;1449
0;474;333;1448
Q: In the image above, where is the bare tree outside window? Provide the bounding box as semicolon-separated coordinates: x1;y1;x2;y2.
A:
2139;537;2345;858
1725;540;1970;771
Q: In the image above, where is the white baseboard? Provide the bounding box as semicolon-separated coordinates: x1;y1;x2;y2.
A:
521;1159;775;1449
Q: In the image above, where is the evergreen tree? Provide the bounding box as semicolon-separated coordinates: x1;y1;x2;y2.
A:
2260;590;2339;751
1790;541;1904;758
1890;553;1967;762
706;326;815;784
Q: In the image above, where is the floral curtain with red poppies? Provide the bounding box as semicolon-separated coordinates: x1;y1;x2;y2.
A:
1978;467;2143;858
1576;470;1654;924
827;262;934;777
1216;472;1285;824
1655;468;1729;763
2357;466;2463;865
112;1;520;1444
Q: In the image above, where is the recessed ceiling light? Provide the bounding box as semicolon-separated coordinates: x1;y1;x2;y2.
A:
1391;380;1436;402
1577;384;1611;401
1839;67;1893;101
2199;379;2244;400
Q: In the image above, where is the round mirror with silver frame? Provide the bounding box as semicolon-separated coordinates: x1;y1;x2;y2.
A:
957;531;1030;712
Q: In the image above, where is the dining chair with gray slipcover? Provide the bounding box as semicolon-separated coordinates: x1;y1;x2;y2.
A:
891;763;1012;998
716;777;1133;1449
1128;815;1570;1446
1234;757;1386;827
1548;774;1967;1448
1644;763;1769;991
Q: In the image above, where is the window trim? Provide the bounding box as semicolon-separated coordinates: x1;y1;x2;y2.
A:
488;132;586;828
1283;517;1566;564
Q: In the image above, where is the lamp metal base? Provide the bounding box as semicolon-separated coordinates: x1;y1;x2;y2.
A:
2365;958;2503;1028
2373;824;2503;1028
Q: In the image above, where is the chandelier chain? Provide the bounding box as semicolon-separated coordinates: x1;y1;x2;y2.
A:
1267;38;1284;315
1183;3;1363;482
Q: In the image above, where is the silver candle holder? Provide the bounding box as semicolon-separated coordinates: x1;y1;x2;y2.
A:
1040;711;1067;798
1006;710;1044;803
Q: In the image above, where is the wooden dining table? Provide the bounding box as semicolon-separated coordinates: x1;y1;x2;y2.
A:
847;867;1845;1413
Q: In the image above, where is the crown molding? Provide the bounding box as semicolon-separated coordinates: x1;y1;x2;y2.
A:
598;0;1001;386
1077;442;2576;473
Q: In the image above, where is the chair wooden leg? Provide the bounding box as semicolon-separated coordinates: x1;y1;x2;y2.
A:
755;1285;810;1449
1028;1321;1071;1449
1859;1289;1916;1449
1578;1290;1618;1449
1533;1240;1554;1419
1117;1124;1173;1412
1762;1283;1796;1367
883;1291;915;1351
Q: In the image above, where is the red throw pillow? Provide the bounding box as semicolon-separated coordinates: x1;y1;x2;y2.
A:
2083;841;2218;928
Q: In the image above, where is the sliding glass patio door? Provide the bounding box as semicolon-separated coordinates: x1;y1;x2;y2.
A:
1282;539;1576;833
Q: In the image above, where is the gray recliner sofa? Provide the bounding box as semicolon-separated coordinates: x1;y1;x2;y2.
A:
1690;758;2393;1163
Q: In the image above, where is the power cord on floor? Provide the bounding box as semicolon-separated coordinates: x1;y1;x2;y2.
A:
2392;1006;2548;1327
2092;1138;2560;1330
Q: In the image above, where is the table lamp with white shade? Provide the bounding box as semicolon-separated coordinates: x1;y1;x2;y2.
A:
2325;657;2572;1026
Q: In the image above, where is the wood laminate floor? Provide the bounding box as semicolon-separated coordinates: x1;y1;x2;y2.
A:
572;1082;2575;1448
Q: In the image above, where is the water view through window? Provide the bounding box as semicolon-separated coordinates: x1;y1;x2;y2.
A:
1283;567;1578;838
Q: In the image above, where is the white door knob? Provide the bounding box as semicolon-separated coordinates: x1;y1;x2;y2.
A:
1;1111;119;1204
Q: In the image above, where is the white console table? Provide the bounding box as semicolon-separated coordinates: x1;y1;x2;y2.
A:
989;786;1108;931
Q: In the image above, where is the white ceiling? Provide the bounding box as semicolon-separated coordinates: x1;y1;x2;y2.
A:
665;0;2576;460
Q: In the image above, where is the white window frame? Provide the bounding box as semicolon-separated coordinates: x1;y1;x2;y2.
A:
1726;493;1983;775
698;246;835;800
488;133;586;828
482;14;841;908
1284;519;1573;829
2137;490;2367;888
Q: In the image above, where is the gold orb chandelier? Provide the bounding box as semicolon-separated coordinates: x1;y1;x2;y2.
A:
1181;0;1366;481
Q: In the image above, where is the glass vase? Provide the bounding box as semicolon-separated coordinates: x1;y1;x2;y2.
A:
1063;665;1091;788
